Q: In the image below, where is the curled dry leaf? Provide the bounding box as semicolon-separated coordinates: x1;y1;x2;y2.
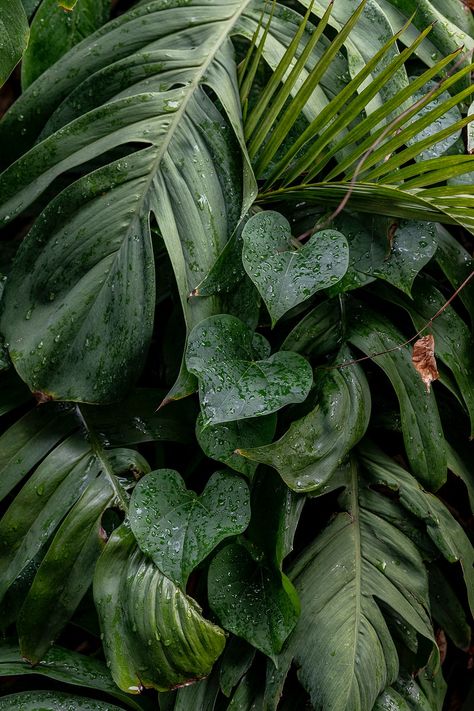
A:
412;334;439;392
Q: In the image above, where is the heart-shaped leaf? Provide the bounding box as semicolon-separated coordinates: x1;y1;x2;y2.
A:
186;315;313;425
242;211;349;325
129;469;250;587
208;542;300;659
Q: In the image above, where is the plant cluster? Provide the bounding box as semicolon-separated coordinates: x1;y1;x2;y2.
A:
0;1;473;710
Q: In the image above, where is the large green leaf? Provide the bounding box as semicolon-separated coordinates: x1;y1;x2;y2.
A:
21;0;109;89
264;455;436;711
0;0;29;88
377;279;474;436
0;691;126;711
129;468;250;587
186;315;312;425
0;642;144;711
347;300;447;489
359;441;474;616
0;0;353;403
17;473;114;662
238;349;371;493
242;210;348;325
93;523;226;693
0;1;259;402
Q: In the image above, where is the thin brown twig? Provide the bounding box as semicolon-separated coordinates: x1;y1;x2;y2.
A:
329;270;474;369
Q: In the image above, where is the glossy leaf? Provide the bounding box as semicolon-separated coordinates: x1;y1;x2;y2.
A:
219;637;255;698
18;475;113;662
359;441;474;616
0;691;126;711
377;279;474;435
196;412;277;478
242;210;348;324
186;315;313;425
0;404;77;501
129;468;250;587
0;0;29;88
208;542;299;659
348;301;447;489
239;350;371;493
281;298;343;358
266;456;436;711
0;435;96;604
0;642;143;710
22;0;109;88
374;658;447;711
94;524;226;693
0;1;258;402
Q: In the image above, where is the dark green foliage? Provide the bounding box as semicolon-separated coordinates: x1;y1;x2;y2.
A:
0;1;472;710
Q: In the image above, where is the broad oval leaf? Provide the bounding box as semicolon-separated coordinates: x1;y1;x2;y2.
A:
208;542;300;659
242;211;349;325
239;350;371;492
0;0;29;88
186;315;313;425
93;523;226;693
129;468;251;587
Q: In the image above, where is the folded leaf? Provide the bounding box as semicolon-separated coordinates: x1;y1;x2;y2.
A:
186;315;313;425
94;524;226;692
18;475;113;662
129;468;250;587
239;349;371;492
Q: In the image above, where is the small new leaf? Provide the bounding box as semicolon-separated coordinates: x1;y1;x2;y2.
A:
412;335;439;393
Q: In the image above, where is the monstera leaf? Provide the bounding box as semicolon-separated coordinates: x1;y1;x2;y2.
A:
0;0;354;403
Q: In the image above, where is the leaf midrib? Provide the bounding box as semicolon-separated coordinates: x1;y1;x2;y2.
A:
135;0;254;220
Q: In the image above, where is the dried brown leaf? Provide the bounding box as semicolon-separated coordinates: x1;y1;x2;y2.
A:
412;334;439;393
